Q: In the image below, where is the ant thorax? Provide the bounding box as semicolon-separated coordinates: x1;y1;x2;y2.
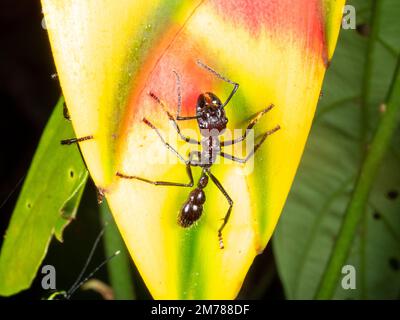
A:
200;133;222;166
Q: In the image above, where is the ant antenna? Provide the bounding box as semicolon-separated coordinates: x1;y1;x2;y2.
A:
172;70;183;118
196;60;234;85
172;70;199;120
196;60;239;108
63;222;120;299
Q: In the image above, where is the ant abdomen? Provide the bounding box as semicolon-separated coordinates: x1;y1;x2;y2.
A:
178;188;206;227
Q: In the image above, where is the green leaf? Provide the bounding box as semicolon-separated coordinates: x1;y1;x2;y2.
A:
0;97;88;296
273;0;400;299
54;173;87;242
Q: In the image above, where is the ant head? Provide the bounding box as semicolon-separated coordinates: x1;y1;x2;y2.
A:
196;92;228;135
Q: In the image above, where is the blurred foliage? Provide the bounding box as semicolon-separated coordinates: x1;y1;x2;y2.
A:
273;0;400;299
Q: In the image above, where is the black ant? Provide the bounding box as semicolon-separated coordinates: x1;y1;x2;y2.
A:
60;61;280;248
116;60;280;249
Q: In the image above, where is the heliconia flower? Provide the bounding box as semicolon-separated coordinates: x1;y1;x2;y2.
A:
42;0;345;299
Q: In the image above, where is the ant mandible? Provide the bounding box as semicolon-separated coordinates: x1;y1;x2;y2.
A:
116;60;281;249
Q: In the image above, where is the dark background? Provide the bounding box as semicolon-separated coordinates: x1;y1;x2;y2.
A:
0;1;284;300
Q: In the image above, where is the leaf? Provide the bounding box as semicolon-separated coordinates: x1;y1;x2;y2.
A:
42;0;345;298
273;0;400;299
54;173;87;242
0;97;88;296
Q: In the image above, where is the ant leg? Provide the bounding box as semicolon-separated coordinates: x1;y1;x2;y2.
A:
206;170;233;250
221;104;275;146
196;60;239;108
60;103;94;145
117;162;194;187
142;118;188;163
172;70;198;121
61;104;102;201
61;135;94;145
220;125;281;163
148;91;200;145
63;102;71;121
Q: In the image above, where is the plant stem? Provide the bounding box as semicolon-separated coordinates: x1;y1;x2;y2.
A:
315;57;400;299
360;0;381;146
100;200;136;300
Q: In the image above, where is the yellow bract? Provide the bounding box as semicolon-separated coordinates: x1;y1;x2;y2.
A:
43;0;345;299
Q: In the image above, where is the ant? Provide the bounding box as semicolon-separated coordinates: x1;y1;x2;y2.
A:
116;60;280;249
60;61;280;248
